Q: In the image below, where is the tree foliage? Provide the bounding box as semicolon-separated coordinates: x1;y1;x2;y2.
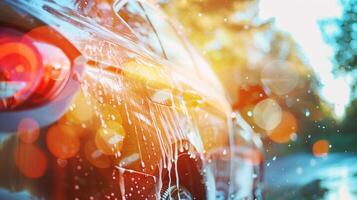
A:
161;0;332;137
320;0;356;73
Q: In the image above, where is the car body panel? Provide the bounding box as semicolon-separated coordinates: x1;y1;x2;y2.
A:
0;0;263;199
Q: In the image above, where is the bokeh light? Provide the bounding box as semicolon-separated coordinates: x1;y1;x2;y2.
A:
17;118;40;143
261;60;299;96
68;92;94;122
15;143;47;178
95;121;126;155
312;139;330;157
253;98;282;131
84;140;111;169
267;111;297;143
46;124;80;159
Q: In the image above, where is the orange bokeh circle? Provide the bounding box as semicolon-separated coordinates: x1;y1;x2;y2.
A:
15;143;48;178
46;124;80;159
84;140;111;169
267;111;297;143
312;140;329;157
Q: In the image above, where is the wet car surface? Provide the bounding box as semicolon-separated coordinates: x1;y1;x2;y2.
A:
0;0;263;199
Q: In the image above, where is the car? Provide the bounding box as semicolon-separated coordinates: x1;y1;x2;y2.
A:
0;0;263;199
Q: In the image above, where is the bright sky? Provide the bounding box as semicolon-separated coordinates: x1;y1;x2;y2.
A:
259;0;350;118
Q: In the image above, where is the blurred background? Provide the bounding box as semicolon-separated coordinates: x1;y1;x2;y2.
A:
158;0;357;199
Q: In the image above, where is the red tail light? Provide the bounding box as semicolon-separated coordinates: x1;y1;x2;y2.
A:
0;26;76;111
0;28;43;110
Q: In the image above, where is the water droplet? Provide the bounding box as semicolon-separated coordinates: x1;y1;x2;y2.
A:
72;72;82;83
247;111;253;117
223;149;227;155
296;167;303;175
57;159;67;167
252;173;258;179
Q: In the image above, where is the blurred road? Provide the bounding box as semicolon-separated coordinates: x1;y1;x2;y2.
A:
265;153;357;200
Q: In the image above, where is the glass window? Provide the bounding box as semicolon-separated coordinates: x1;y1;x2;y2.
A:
116;1;165;58
116;1;195;68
